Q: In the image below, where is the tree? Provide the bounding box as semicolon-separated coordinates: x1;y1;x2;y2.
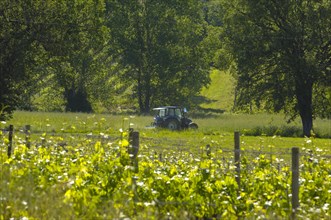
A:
221;0;331;136
105;0;211;113
51;0;109;112
0;0;32;119
0;0;109;117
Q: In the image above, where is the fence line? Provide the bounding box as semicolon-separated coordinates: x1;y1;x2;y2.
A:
3;125;331;158
3;125;331;159
4;125;331;216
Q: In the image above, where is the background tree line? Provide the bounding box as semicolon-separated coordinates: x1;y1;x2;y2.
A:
1;0;330;136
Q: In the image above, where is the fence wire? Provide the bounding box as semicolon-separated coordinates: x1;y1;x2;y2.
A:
2;128;331;156
2;128;331;217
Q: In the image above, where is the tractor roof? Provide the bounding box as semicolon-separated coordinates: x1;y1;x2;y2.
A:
152;106;180;110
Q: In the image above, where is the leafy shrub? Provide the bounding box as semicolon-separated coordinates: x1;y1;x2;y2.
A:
243;125;303;137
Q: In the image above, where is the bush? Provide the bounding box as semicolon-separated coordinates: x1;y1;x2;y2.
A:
242;125;303;137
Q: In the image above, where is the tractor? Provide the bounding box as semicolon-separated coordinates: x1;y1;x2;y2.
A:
152;106;198;130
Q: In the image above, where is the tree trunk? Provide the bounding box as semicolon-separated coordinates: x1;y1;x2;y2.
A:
300;111;313;137
137;69;144;113
137;71;151;114
64;86;92;112
143;70;151;114
143;95;150;114
296;81;313;137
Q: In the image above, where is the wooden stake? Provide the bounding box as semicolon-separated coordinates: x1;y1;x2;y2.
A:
25;125;31;148
7;125;13;157
292;147;300;216
234;131;240;189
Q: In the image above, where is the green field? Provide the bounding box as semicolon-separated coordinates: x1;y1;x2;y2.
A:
1;111;331;219
5;110;331;137
3;111;331;159
199;69;235;112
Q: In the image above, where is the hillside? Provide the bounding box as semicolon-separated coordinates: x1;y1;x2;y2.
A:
198;69;235;113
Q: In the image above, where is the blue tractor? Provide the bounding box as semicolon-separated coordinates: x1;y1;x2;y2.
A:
152;106;198;130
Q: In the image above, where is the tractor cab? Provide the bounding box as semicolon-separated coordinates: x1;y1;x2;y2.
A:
152;106;198;130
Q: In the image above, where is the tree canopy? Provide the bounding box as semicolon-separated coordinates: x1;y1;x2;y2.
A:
0;0;330;137
220;0;331;136
0;0;108;118
105;0;212;113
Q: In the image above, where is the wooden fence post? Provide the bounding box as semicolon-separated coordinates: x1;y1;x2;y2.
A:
129;130;139;173
25;125;31;149
41;138;46;147
234;131;241;189
7;125;13;157
292;147;300;216
206;144;211;158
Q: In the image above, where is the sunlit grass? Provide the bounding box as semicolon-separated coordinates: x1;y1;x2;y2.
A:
5;111;330;138
3;111;329;155
199;69;235;111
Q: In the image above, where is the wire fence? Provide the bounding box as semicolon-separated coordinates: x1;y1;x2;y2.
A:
2;125;331;217
3;124;331;170
2;125;331;160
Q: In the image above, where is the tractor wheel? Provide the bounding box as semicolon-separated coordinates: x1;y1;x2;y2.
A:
189;123;198;129
166;120;179;130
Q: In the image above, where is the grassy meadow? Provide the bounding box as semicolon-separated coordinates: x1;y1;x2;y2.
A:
199;69;235;112
5;110;331;137
3;110;331;152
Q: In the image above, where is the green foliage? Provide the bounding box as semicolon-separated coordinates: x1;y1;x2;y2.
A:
32;86;66;112
242;125;303;137
1;0;223;115
0;0;111;115
1;124;330;219
1;0;329;129
220;0;331;136
106;0;213;112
